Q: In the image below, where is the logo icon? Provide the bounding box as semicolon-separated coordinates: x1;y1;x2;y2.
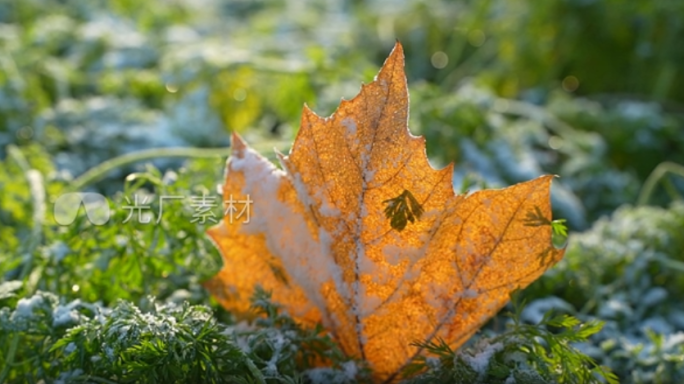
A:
53;192;111;225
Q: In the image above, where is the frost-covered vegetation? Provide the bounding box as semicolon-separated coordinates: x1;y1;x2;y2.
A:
2;0;684;383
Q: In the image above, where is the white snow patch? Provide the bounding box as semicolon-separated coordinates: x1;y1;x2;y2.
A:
341;360;357;378
342;117;357;135
640;316;673;335
382;243;421;266
231;146;341;318
460;341;503;376
359;205;369;219
64;342;77;354
48;241;70;262
313;185;341;218
379;79;388;91
305;361;358;384
351;237;368;323
288;171;316;209
641;287;668;308
105;347;114;360
362;145;372;159
53;300;83;327
304;368;334;384
520;297;574;324
13;295;44;318
363;168;377;185
425;356;441;369
356;283;382;318
664;332;684;350
54;368;83;384
458;289;478;299
319;228;350;301
263;331;287;377
424;281;452;319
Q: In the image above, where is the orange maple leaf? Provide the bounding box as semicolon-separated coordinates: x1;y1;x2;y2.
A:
204;42;565;382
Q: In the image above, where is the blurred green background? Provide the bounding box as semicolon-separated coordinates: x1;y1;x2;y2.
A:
2;0;684;382
1;0;683;226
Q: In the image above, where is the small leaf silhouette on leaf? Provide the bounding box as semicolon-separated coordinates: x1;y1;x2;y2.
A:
204;42;565;382
383;189;424;231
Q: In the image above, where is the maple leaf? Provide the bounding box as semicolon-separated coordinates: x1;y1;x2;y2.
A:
204;42;565;382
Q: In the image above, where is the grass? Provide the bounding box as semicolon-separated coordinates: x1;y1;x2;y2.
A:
2;0;684;382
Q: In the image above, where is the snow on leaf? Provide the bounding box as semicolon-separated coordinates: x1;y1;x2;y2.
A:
204;42;565;382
